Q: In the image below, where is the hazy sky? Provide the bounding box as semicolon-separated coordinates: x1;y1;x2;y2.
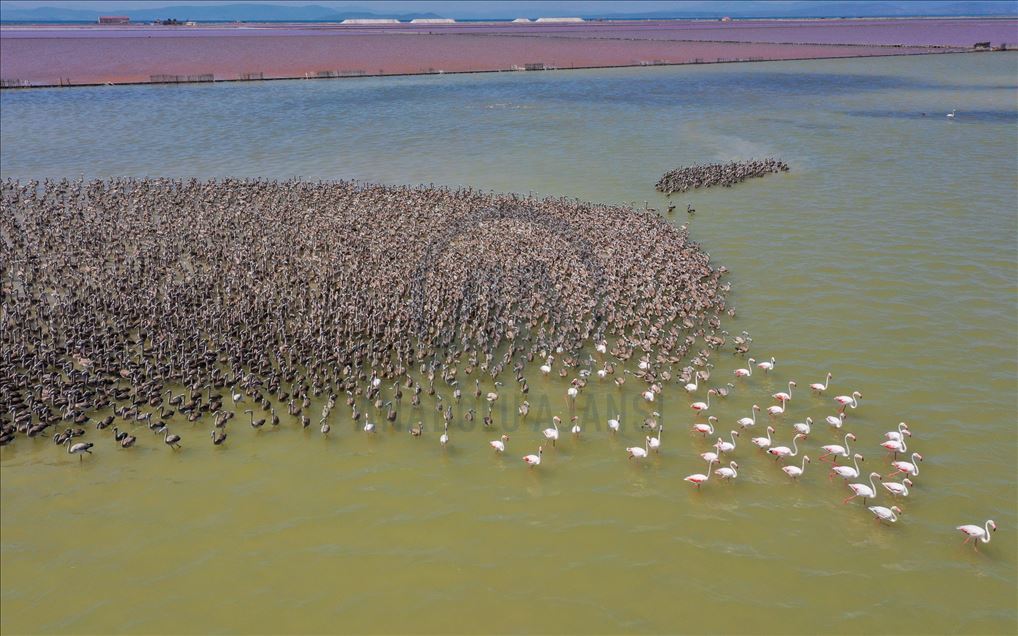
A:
5;1;1015;18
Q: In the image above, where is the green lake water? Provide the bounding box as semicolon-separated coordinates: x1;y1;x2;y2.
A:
1;52;1016;634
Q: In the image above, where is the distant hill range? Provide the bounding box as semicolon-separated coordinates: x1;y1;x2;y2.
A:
2;1;1016;23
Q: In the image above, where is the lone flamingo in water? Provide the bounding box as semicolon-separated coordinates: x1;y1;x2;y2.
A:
957;520;996;549
756;357;776;373
810;373;832;393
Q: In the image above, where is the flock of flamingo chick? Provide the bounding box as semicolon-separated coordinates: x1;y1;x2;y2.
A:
57;354;997;550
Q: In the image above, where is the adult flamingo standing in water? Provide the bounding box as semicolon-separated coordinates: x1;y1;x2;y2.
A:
843;472;882;504
690;389;716;415
734;358;755;378
685;459;716;489
868;505;902;524
834;391;862;413
820;433;857;463
772;381;796;403
830;453;864;482
884;422;911;443
767;433;804;461
957;520;996;549
766;396;787;419
783;455;810;480
715;430;740;454
888;453;923;478
810;373;832;394
737;405;760;429
757;357;776;373
693;415;718;436
751;426;775;450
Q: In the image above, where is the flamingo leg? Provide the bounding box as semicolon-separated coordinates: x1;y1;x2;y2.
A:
842;494;855;504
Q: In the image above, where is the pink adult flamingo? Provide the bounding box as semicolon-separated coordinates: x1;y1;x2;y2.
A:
882;478;912;498
843;472;881;504
715;430;739;454
810;373;832;394
523;446;543;466
684;459;716;489
880;435;907;459
767;433;804;461
733;358;755;378
766;396;787;419
868;505;902;524
820;433;857;464
792;416;813;436
825;412;846;429
693;415;718;436
830;453;864;482
690;389;716;415
887;452;923;478
751;426;775;450
773;381;796;403
757;357;776;373
884;422;911;443
714;461;739;481
834;391;861;413
737;405;760;429
957;520;996;549
783;455;810;479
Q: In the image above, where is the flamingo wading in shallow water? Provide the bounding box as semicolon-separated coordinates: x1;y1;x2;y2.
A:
843;472;881;504
820;433;857;464
737;405;760;429
810;373;832;394
685;459;716;488
693;415;718;436
767;433;804;461
834;391;861;413
734;358;755;378
783;455;810;479
690;389;716;414
830;453;864;482
888;453;923;478
757;357;776;373
957;520;996;549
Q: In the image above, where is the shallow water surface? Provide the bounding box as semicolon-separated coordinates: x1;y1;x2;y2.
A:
1;53;1017;635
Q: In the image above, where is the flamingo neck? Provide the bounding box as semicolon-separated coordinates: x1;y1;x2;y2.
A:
843;434;852;454
790;436;798;456
982;522;992;542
